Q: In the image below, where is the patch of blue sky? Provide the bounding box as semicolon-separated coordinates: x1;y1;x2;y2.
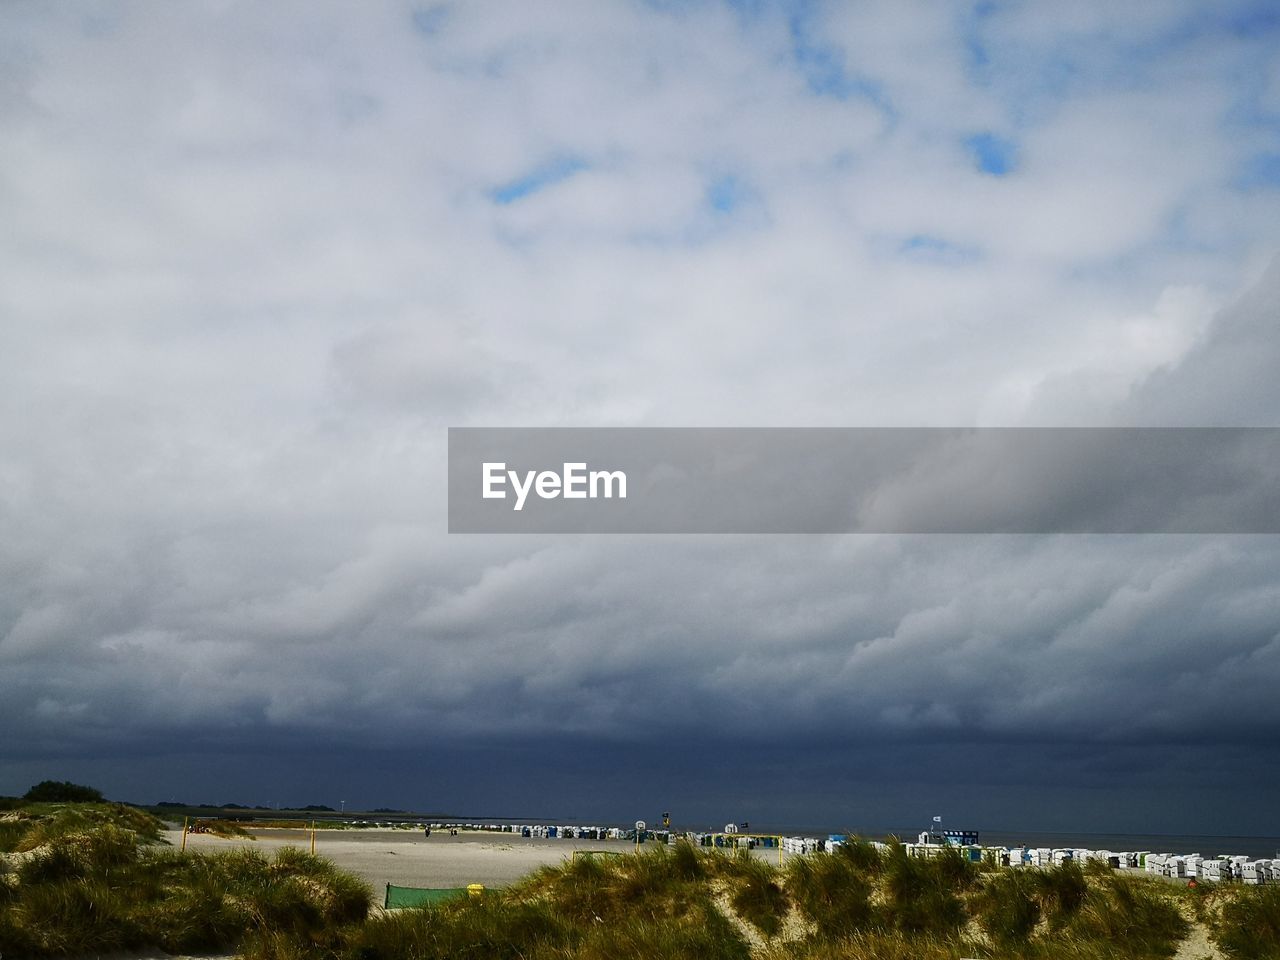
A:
490;156;588;205
615;175;767;247
965;132;1016;176
1159;204;1233;256
965;3;1273;124
785;7;895;119
638;0;774;17
410;4;450;36
961;0;997;75
706;174;751;213
898;234;981;265
1117;2;1280;68
723;0;769;16
1202;1;1280;39
964;34;989;71
639;0;732;13
1236;153;1280;190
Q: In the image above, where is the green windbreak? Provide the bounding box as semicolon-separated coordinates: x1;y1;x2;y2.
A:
384;884;470;908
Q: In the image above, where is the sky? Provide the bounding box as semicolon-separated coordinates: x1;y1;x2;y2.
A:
3;0;1280;837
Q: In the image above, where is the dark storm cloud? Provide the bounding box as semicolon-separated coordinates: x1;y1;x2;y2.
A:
5;531;1280;754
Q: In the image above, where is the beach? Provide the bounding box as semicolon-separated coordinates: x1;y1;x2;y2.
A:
165;828;635;892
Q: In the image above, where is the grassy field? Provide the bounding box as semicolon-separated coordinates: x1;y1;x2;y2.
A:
2;805;1280;959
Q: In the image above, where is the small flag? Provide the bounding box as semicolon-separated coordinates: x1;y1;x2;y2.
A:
932;816;943;822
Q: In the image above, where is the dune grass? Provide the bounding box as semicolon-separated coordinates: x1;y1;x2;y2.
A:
974;865;1043;944
1211;883;1280;958
725;852;789;937
784;845;876;938
0;816;1266;960
0;812;371;959
1;801;165;852
344;844;751;960
880;840;973;936
759;930;972;959
1066;874;1188;958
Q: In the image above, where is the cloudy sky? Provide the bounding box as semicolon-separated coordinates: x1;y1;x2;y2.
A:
3;0;1280;835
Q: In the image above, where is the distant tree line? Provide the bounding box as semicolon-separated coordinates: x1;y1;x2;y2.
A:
22;780;104;803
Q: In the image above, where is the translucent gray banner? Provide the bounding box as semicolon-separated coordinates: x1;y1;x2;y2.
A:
447;428;1280;534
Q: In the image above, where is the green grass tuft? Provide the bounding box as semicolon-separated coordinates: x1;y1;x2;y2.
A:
726;852;789;937
784;847;877;938
1036;859;1090;928
975;866;1043;944
881;841;969;936
1068;875;1188;958
1212;883;1280;959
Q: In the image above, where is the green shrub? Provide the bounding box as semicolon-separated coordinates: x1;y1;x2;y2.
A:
23;781;104;804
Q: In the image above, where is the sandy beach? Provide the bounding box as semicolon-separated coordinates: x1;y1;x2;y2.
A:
164;828;633;893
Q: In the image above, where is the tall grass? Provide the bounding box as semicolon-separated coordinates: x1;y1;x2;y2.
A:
784;847;877;937
347;877;750;960
537;843;723;925
17;824;140;884
1212;883;1280;958
0;819;29;853
758;929;969;959
1;812;1265;960
0;820;372;960
975;866;1042;944
881;841;970;936
3;878;145;957
1067;875;1187;958
833;835;886;876
556;901;749;960
342;895;576;960
1036;859;1089;928
10;802;165;850
725;852;788;937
